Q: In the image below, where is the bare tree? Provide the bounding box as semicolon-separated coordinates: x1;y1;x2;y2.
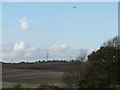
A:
102;36;118;48
63;50;88;88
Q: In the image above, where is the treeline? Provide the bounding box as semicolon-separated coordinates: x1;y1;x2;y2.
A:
2;59;83;64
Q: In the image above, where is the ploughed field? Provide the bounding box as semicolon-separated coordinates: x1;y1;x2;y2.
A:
2;62;81;88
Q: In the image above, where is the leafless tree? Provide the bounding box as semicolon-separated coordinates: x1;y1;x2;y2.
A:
62;50;88;88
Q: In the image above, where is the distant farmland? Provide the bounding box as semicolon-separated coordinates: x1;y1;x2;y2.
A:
2;61;84;88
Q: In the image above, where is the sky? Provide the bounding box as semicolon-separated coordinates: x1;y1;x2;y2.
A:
1;2;118;62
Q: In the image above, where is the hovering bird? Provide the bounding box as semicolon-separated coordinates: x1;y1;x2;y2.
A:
73;6;77;8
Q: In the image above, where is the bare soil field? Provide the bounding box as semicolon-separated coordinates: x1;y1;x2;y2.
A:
2;62;72;88
2;62;85;88
3;69;64;83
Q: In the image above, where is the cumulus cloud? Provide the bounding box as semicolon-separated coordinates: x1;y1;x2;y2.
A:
49;44;69;55
19;17;29;31
1;41;28;62
13;41;27;52
24;47;46;59
1;42;89;62
25;47;37;57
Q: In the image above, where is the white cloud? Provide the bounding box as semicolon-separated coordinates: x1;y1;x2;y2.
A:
25;47;42;58
1;41;45;62
49;43;69;55
25;47;37;57
19;17;29;31
1;42;89;62
13;41;27;52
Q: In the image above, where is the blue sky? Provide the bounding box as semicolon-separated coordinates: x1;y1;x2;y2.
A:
1;2;118;62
